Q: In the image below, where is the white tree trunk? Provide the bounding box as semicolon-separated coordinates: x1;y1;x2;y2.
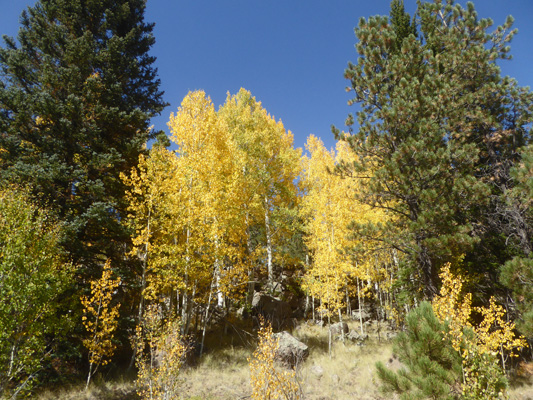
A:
264;196;273;287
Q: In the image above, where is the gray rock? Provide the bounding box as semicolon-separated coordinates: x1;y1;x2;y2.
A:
273;331;309;368
329;321;349;336
346;329;368;343
236;306;249;319
252;292;291;329
351;308;371;321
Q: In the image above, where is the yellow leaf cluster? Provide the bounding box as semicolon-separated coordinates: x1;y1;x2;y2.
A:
300;136;392;316
81;259;121;368
135;305;186;400
122;88;301;315
433;263;527;398
249;319;301;400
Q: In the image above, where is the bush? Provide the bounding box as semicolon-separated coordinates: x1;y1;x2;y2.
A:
249;319;302;400
376;302;463;400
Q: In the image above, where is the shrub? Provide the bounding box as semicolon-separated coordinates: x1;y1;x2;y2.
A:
249;319;302;400
134;304;186;400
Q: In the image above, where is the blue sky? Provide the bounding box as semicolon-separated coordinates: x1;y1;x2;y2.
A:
1;1;532;152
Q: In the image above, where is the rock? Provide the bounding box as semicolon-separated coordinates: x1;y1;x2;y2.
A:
310;364;324;378
346;330;368;344
331;374;340;384
252;292;291;329
273;331;309;368
351;308;371;321
329;322;349;336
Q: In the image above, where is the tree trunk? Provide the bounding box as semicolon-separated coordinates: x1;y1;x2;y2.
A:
265;196;273;287
200;280;214;357
357;276;364;335
214;233;224;308
328;314;332;359
338;308;345;344
312;295;315;322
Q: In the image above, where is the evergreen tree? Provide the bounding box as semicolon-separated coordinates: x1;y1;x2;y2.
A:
335;0;532;298
500;144;533;336
376;302;462;400
389;0;416;52
0;0;167;274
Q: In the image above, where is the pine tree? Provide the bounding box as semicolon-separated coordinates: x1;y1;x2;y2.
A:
500;144;533;336
336;0;532;298
0;0;167;273
389;0;416;52
375;302;463;400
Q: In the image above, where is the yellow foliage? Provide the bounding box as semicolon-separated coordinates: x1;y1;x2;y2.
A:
476;297;527;359
433;263;473;353
81;259;121;385
300;136;393;317
135;304;186;400
433;263;527;399
249;319;301;400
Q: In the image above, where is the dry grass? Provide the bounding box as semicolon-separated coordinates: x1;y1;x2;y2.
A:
291;320;397;400
34;319;533;399
178;318;396;400
36;376;137;400
509;361;533;400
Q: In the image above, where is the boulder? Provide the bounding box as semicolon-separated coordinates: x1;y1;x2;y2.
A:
273;331;309;368
346;329;368;344
351;308;371;321
329;321;349;336
252;292;291;328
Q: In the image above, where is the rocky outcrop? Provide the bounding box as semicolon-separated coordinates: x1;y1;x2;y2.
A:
351;308;371;321
252;292;291;329
329;321;349;336
273;331;309;368
346;329;368;344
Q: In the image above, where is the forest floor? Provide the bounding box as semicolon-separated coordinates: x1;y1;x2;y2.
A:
36;318;533;400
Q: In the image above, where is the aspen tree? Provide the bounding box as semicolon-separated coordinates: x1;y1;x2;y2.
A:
218;89;301;291
433;264;527;399
168;91;239;314
81;260;121;389
300;136;356;354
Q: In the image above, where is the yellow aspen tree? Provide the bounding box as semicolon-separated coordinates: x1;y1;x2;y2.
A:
218;88;301;292
300;136;394;347
135;304;186;400
300;136;356;354
122;144;183;367
121;145;178;316
167;90;245;339
81;259;121;389
433;263;527;399
249;318;302;400
335;140;398;329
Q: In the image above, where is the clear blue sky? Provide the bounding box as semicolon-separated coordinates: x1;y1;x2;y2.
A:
1;0;532;152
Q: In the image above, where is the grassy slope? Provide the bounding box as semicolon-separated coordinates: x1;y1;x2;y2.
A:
36;319;533;400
